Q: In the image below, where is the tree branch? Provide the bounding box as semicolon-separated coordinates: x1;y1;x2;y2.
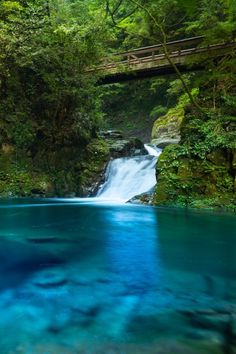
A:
129;0;204;114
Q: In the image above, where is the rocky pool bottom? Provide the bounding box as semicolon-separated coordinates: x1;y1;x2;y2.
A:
0;199;235;354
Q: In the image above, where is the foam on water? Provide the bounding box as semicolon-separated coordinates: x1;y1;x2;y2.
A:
96;144;162;202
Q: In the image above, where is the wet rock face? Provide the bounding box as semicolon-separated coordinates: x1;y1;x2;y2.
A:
127;188;155;205
78;138;110;196
99;130;123;139
107;139;144;158
151;107;184;148
99;130;146;158
152;137;180;149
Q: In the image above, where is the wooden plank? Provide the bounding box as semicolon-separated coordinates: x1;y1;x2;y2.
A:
100;42;235;74
87;40;236;83
102;41;236;70
111;36;204;58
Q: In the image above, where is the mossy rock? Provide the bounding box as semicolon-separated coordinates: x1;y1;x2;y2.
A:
79;138;110;195
153;144;236;212
0;169;53;197
151;107;184;147
0;137;110;198
153;101;236;212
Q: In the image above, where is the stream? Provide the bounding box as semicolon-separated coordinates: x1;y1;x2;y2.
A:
0;148;235;353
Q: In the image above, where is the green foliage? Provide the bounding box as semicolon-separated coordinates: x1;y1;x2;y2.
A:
153;142;236;211
0;0;109;146
0;153;52;197
152;104;236;211
167;74;195;98
102;0;236;211
101;78;172;140
150;105;168;119
179;106;235;159
184;0;236;45
0;1;23;20
0;0;111;196
0;0;235;202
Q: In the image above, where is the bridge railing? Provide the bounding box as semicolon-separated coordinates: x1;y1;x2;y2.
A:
101;36;205;68
90;36;236;75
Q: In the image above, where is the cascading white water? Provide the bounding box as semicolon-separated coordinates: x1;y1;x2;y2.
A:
96;145;162;202
144;144;161;157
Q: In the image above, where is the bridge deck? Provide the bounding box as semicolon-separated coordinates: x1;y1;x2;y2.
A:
90;37;236;84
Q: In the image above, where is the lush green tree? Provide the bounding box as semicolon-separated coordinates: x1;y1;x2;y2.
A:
0;0;109;150
0;0;110;196
0;0;235;202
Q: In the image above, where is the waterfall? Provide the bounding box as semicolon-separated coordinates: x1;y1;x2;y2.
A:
144;144;161;157
96;145;162;202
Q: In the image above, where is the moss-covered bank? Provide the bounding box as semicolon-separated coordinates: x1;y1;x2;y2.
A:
153;107;236;212
0;138;109;198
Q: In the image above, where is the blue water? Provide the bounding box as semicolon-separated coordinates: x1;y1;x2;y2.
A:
0;199;235;353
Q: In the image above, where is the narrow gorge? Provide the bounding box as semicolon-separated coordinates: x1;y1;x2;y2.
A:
0;1;235;353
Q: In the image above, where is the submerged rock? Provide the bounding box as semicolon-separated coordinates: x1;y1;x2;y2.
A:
33;270;68;289
0;239;64;289
70;288;101;316
187;328;224;344
189;312;229;332
26;236;60;244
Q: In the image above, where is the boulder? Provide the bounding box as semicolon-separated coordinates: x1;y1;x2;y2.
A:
99;130;123;139
99;130;146;158
151;107;184;148
152;137;180;149
128;187;155;205
108;139;145;158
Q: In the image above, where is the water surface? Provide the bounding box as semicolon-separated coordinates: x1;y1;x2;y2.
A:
0;199;235;353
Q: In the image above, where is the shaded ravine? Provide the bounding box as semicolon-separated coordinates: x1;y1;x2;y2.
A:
53;144;161;204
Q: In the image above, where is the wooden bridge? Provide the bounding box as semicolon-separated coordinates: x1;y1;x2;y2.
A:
91;36;236;84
